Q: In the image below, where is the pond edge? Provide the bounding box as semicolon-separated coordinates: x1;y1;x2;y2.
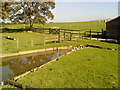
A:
1;46;73;58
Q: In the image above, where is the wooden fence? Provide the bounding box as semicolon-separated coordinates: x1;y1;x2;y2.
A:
84;29;104;40
44;36;58;45
3;28;106;48
33;28;105;41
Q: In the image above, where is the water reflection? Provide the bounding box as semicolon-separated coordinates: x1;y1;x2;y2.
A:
1;66;15;82
1;49;70;84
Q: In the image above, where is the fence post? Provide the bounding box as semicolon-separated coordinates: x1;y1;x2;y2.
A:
90;30;92;39
102;29;104;38
78;31;80;38
58;30;60;42
70;32;72;41
43;29;44;33
17;38;19;48
57;47;58;51
105;32;107;41
64;30;66;41
102;29;104;34
97;32;99;40
53;47;54;51
31;38;33;47
44;37;45;45
49;29;51;34
84;31;86;39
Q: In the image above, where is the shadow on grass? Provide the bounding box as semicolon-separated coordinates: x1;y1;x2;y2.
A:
34;41;60;46
2;27;48;33
45;41;60;44
86;35;103;38
100;40;120;44
85;35;119;44
2;28;27;33
34;44;44;45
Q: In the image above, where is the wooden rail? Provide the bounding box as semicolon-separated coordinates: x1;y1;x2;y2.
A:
84;29;104;40
32;28;105;41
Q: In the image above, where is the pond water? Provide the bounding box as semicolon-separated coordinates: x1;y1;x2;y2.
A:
1;49;71;84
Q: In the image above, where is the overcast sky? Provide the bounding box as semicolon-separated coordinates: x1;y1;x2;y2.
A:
48;1;118;22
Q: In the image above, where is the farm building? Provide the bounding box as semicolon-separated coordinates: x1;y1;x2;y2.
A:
106;16;120;42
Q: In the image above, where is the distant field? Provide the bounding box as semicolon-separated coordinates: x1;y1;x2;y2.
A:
2;21;106;32
17;48;118;88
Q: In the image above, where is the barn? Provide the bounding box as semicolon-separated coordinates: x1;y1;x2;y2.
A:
106;16;120;42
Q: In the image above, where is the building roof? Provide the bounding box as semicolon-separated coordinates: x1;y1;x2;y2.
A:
106;16;120;24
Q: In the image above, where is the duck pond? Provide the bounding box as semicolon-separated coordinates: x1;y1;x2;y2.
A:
0;49;71;84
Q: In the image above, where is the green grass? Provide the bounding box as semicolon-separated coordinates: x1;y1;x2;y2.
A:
2;32;55;53
16;48;118;88
2;21;106;32
1;21;119;88
0;85;19;89
2;32;118;54
1;21;107;54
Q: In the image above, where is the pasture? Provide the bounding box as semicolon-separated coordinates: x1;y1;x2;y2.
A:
2;32;118;54
1;21;116;54
1;21;119;88
2;21;106;32
16;48;118;88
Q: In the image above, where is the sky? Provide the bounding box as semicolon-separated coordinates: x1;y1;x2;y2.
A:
1;0;119;23
118;1;120;16
55;0;119;2
49;1;119;22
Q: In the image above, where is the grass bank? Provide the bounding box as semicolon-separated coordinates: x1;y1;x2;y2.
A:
16;48;118;88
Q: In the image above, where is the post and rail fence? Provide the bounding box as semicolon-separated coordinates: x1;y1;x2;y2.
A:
3;27;107;48
31;28;107;43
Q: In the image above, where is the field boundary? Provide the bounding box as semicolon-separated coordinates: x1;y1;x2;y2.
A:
1;43;118;58
1;46;73;58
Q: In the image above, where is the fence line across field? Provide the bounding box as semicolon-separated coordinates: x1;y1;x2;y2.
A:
4;28;107;48
44;36;58;45
33;28;106;42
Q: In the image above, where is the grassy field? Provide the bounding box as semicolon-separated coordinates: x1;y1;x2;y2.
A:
0;85;19;89
1;21;107;54
1;21;119;88
2;32;118;54
2;21;106;32
16;48;118;88
2;32;49;53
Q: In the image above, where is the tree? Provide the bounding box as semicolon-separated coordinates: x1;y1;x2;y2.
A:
1;1;55;30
